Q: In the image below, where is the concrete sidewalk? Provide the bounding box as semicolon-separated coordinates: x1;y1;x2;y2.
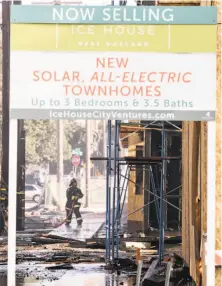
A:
48;212;106;241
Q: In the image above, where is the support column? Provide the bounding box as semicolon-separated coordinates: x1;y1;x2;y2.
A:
56;120;64;209
207;121;216;286
0;0;10;234
85;120;90;208
213;2;222;285
8;118;18;286
16;120;25;231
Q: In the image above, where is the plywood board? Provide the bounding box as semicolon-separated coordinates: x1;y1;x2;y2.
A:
128;129;144;225
188;122;198;283
215;2;222;253
214;1;222;284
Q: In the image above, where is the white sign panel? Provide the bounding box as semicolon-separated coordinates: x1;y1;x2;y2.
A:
10;51;216;121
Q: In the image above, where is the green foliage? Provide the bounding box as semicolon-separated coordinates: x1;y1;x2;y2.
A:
25;120;83;165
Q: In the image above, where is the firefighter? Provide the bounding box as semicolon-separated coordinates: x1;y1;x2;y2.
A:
65;178;84;226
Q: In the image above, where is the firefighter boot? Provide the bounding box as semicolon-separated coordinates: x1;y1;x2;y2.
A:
74;204;83;226
65;208;72;226
77;218;83;226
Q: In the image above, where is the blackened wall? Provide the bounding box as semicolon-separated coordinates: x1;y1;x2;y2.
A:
142;121;182;233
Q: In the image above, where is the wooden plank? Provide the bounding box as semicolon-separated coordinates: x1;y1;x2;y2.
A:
182;122;189;263
120;126;182;132
193;123;201;286
200;124;208;236
158;0;200;3
200;123;208;286
190;122;200;227
200;5;209;281
142;259;159;280
165;261;173;286
216;268;222;286
215;0;222;251
188;122;196;281
201;0;212;5
197;126;202;283
185;121;201;286
190;121;201;286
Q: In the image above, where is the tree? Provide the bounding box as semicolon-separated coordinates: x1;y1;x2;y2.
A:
25;120;56;165
66;126;86;161
25;120;83;165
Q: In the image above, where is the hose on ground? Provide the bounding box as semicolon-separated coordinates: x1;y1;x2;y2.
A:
2;200;76;232
25;190;78;229
3;181;79;231
52;200;76;228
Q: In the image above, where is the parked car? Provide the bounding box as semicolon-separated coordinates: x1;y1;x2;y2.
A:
25;184;44;203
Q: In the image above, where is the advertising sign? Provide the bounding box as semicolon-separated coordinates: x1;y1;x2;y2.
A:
10;6;217;121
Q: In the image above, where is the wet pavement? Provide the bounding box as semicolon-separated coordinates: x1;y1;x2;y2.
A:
48;212;105;241
0;263;135;286
0;206;134;285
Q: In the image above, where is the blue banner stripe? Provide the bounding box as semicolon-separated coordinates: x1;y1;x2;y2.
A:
10;6;217;25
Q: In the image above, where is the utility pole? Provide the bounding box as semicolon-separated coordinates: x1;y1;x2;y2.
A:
12;0;25;231
16;119;25;231
0;0;11;234
56;120;63;209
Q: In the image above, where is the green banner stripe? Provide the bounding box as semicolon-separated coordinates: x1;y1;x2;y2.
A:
10;6;217;25
11;24;217;53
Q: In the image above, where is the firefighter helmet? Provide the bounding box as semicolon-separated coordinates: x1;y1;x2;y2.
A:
69;178;77;187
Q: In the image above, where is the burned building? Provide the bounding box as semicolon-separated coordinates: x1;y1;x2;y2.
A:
120;121;182;238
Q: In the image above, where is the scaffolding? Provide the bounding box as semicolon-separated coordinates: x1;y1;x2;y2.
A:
91;120;182;265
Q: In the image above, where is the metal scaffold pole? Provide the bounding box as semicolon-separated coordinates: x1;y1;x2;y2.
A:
112;120;118;263
106;120;112;262
96;120;182;265
105;126;109;262
108;121;112;261
115;121;120;260
119;167;129;222
159;121;165;263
